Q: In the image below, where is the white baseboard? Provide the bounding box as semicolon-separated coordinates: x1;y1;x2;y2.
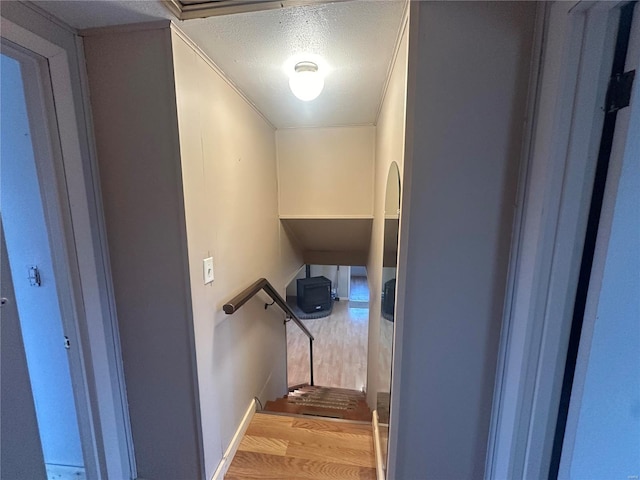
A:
211;398;257;480
372;410;385;480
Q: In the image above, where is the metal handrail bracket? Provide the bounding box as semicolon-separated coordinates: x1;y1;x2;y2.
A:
223;278;314;386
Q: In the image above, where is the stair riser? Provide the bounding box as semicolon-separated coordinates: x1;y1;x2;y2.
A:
267;385;372;422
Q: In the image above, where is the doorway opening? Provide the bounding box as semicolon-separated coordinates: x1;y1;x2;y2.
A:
349;265;370;308
552;3;639;478
285;264;369;391
0;51;85;480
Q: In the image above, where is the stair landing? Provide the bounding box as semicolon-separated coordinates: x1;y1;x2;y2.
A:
264;385;372;422
225;412;376;480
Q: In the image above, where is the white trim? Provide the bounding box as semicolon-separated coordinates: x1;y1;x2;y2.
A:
372;410;385;480
1;36;102;479
487;2;621;479
211;398;257;480
80;20;171;37
0;16;60;56
73;33;138;475
1;38;101;478
19;1;77;34
484;3;548;477
1;8;135;479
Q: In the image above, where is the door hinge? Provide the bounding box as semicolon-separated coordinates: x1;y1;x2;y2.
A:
64;336;71;350
28;266;41;287
606;70;635;113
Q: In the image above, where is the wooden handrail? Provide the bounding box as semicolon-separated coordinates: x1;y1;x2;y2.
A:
223;278;314;385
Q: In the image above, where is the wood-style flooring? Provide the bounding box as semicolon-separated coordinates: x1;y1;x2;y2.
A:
349;276;369;304
287;300;369;390
265;385;372;421
225;413;376;480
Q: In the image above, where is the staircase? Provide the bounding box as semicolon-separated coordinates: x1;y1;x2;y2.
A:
264;385;372;421
222;282;376;478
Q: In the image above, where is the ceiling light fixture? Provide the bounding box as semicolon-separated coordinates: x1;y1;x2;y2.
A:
289;61;324;101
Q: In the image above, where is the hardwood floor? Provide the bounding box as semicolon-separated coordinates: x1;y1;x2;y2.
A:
287;300;369;390
225;413;376;480
265;385;372;421
349;276;369;304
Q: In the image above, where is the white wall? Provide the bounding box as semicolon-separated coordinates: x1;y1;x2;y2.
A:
389;2;535;478
276;126;375;217
0;53;83;467
171;29;303;478
366;10;409;409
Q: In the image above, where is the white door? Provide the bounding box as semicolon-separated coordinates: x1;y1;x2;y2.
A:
1;43;87;480
556;4;640;478
0;222;47;479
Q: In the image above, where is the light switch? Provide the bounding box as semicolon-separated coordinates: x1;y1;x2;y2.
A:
203;257;214;285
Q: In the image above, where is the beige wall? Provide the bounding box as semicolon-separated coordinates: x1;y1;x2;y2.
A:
276;126;375;217
366;11;409;409
84;27;205;480
85;24;303;480
171;29;303;478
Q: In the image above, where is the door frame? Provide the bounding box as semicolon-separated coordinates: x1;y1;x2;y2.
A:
555;3;639;476
1;37;98;476
1;7;135;479
486;2;629;479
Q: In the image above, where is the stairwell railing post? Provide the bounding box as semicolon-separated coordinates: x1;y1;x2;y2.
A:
309;338;314;386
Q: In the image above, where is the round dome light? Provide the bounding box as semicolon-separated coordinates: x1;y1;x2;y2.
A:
289;61;324;101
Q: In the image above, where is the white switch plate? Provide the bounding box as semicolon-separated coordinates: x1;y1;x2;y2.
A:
203;257;214;284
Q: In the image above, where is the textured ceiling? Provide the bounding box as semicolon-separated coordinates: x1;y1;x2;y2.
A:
178;1;406;128
33;1;174;28
34;0;406;128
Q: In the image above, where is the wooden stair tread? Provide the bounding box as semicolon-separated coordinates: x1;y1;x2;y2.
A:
226;413;376;479
264;404;370;421
290;385;367;396
264;385;372;422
